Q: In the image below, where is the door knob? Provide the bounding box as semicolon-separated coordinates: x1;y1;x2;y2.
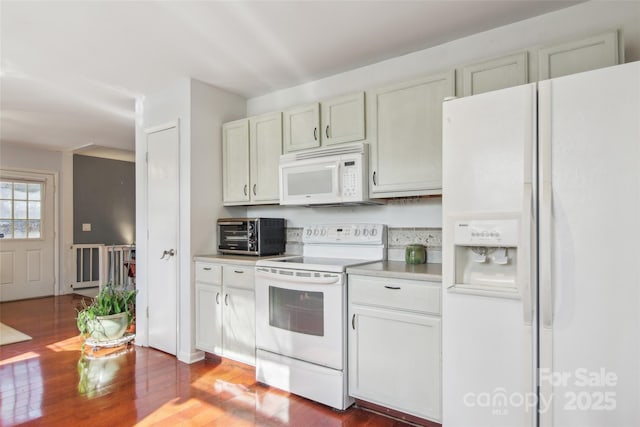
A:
160;249;176;260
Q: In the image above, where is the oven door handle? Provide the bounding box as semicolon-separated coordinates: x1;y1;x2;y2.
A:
256;268;341;285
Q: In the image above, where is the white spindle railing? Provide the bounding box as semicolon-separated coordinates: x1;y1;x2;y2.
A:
71;244;135;291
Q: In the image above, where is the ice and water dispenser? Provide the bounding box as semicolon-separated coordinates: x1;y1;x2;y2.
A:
450;216;520;297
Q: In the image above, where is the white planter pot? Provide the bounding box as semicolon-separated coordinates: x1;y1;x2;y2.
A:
87;312;128;341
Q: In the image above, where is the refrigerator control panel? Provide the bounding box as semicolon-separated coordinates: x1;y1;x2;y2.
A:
454;218;519;246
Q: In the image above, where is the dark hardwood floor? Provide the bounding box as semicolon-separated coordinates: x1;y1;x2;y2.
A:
0;295;415;427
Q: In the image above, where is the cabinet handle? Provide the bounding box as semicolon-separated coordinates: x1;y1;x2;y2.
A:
243;184;248;196
253;184;257;196
234;270;244;274
384;285;401;290
325;125;329;138
372;171;377;186
351;314;356;330
224;294;229;306
203;267;212;271
313;127;318;141
216;292;220;304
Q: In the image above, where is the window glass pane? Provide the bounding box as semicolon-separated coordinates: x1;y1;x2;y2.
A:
14;220;27;238
14;201;27;219
0;200;11;218
0;220;11;238
28;201;41;219
13;183;27;200
28;220;41;238
0;182;11;199
27;183;42;201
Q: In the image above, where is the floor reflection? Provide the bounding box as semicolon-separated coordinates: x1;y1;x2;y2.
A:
77;347;132;398
0;355;43;425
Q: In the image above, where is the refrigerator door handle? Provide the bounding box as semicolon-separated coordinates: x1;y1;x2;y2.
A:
540;181;553;328
520;183;534;325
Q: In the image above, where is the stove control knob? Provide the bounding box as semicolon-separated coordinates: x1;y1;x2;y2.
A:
320;229;327;236
313;228;319;236
371;228;378;236
363;228;369;237
354;228;361;236
306;229;313;237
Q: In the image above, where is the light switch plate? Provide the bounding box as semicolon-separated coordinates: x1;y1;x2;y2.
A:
82;223;91;232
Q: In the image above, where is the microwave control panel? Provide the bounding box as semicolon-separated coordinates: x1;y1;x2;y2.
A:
341;159;362;199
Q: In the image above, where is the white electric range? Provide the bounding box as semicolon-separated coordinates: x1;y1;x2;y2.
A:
254;223;387;410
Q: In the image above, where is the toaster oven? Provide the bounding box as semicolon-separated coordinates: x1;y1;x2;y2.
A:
217;218;285;256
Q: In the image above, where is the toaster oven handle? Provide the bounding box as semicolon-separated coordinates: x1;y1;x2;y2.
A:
217;221;245;226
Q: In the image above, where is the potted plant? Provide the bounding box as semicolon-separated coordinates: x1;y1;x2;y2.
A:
77;283;137;341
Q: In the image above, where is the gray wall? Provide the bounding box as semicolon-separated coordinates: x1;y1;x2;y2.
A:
73;155;135;244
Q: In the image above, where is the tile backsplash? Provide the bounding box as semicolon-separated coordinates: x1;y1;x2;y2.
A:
284;226;442;263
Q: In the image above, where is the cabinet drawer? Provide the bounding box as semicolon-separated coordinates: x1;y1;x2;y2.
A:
349;275;440;315
195;262;222;285
223;265;255;290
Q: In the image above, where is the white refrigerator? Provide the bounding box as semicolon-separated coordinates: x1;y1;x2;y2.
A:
442;61;640;427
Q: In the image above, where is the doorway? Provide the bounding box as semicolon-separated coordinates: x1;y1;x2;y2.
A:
0;169;56;302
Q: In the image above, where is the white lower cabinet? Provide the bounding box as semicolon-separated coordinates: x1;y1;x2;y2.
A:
195;261;256;366
348;274;442;422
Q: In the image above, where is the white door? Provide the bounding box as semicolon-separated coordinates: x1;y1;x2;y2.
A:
146;124;179;355
0;170;56;301
538;62;640;427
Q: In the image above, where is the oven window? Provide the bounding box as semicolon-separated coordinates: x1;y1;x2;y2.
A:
269;286;324;336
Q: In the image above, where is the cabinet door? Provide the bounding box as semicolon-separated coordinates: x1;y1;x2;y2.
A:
349;305;441;421
249;112;282;203
369;71;454;197
462;52;528;96
538;31;619;80
222;119;250;205
321;92;365;146
283;103;320;152
195;282;222;354
222;286;256;366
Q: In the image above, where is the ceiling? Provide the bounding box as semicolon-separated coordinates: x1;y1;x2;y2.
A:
1;0;582;155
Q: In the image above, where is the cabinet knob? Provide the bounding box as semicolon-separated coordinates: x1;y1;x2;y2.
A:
372;171;377;186
224;294;229;306
253;184;257;196
384;285;401;290
216;292;221;304
243;184;248;196
351;313;356;330
313;127;318;141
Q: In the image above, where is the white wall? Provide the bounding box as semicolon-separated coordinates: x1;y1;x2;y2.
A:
135;78;245;363
0;143;72;295
245;0;640;228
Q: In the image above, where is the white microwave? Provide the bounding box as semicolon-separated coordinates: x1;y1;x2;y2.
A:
279;142;381;206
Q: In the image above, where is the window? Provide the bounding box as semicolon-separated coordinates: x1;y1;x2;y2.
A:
0;180;43;239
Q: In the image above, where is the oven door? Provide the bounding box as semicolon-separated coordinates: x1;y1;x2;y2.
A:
255;266;345;370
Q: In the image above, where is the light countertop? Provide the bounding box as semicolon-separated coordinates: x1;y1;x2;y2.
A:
347;261;442;282
193;254;285;266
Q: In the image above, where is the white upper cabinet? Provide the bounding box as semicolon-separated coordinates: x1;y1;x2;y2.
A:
320;92;365;146
283;102;321;152
368;71;455;197
223;113;282;206
222;119;250;204
283;92;366;153
249;112;282;204
538;31;619;80
462;52;528;96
